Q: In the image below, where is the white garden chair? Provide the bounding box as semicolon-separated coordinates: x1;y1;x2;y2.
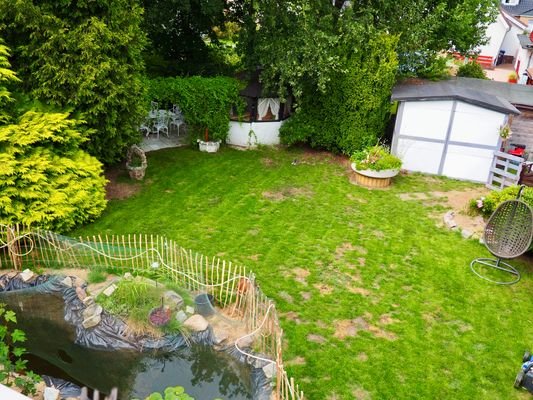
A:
139;118;152;137
152;111;169;138
169;105;184;136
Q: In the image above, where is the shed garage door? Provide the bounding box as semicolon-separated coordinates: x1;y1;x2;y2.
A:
393;100;506;183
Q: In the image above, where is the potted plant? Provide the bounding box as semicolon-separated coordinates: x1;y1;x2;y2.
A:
197;128;221;153
499;124;512;141
350;144;402;188
508;72;518;84
126;145;147;180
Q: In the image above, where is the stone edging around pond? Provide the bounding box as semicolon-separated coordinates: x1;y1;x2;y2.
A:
0;272;273;400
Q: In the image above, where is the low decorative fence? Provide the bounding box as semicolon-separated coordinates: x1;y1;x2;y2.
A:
0;224;304;400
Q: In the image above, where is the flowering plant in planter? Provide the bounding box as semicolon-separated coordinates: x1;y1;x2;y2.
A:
197;128;221;153
350;144;402;172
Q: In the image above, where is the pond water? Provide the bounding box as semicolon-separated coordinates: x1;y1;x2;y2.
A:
0;291;253;400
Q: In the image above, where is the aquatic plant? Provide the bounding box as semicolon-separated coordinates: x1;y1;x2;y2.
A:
0;303;41;396
138;385;223;400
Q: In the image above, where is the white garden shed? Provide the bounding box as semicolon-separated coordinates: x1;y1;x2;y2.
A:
391;80;520;183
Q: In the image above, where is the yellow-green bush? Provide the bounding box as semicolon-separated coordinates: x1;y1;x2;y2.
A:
0;40;106;232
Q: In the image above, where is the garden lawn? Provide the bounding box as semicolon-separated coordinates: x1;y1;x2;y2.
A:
72;146;533;400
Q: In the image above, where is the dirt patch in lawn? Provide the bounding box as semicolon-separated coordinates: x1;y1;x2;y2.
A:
285;356;306;366
105;167;141;200
399;187;490;237
260;157;277;167
262;186;314;201
334;242;367;260
314;283;333;295
291;267;310;285
351;386;372;400
333;314;397;341
307;333;327;343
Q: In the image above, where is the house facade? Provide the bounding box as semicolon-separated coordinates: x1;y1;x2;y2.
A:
479;2;532;77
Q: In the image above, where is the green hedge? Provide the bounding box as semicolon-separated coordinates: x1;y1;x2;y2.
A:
470;185;533;217
145;77;243;142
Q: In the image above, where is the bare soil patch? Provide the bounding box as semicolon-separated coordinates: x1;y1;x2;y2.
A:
333;314;397;341
291;267;310;285
313;283;333;295
105;167;141;200
260;157;277;167
398;188;490;236
307;333;327;343
282;311;304;324
262;186;314;201
285;356;306;366
351;386;372;400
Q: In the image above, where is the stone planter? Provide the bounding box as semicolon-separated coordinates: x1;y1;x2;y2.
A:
351;163;399;188
198;140;221;153
126;145;147;180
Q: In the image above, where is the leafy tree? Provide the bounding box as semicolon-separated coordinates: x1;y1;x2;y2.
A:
0;40;107;231
235;0;497;153
142;0;229;76
0;0;147;164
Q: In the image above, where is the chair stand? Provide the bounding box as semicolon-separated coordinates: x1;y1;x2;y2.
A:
470;257;521;285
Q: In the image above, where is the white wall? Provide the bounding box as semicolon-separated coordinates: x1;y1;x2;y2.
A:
501;25;523;59
396;139;444;174
227;121;283;147
393;100;507;183
515;47;532;77
400;101;452;140
478;14;508;60
449;102;504;146
442;146;496;182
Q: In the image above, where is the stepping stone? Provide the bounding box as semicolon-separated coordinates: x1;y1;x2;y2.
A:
183;314;209;332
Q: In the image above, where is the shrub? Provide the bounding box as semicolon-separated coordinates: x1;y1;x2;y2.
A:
279;31;398;155
469;186;533;217
457;62;487;79
0;41;107;232
351;145;402;171
0;304;41;396
145;76;243;142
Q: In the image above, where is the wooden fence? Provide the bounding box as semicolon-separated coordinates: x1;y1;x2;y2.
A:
0;225;304;400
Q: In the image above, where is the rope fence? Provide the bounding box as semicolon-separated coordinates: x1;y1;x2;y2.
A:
0;224;304;400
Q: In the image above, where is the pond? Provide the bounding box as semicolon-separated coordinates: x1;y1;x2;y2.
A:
0;289;254;400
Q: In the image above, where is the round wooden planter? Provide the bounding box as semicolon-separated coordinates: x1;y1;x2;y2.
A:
351;163;399;188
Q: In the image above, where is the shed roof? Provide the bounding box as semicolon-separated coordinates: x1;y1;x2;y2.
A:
392;79;520;115
502;0;533;16
456;77;533;108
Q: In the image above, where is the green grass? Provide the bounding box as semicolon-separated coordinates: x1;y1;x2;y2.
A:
87;269;107;284
72;146;533;399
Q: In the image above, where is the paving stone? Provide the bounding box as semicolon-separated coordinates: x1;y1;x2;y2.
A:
103;284;117;297
20;269;34;282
